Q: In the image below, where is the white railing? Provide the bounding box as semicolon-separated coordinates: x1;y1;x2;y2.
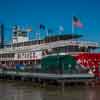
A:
0;40;99;54
67;40;99;47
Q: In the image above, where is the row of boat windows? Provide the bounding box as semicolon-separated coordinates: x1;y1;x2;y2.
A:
0;53;14;58
12;40;43;47
49;46;91;54
5;39;59;48
5;40;43;48
0;46;91;58
5;36;69;48
1;60;40;65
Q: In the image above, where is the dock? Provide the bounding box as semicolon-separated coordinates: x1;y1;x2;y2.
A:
0;69;96;87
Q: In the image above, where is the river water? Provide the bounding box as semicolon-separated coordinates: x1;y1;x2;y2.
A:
0;80;100;100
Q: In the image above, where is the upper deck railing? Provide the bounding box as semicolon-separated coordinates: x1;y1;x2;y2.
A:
67;40;99;47
0;40;99;54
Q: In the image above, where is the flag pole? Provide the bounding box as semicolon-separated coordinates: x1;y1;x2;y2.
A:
72;16;74;51
72;16;74;34
46;28;48;37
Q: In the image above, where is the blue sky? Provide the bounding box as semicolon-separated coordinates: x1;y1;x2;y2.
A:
0;0;100;43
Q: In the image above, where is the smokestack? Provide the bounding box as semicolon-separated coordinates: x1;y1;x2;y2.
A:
12;25;18;37
0;24;4;48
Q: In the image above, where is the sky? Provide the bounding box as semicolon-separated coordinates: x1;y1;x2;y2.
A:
0;0;100;43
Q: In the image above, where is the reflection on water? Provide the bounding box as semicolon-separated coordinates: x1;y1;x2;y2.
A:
0;80;100;100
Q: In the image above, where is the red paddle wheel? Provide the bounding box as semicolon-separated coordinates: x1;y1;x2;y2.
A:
74;53;100;78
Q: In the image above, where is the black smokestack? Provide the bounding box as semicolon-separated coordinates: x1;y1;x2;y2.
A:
13;25;17;37
0;24;4;48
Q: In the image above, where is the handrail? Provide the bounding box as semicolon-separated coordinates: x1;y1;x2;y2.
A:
67;40;99;46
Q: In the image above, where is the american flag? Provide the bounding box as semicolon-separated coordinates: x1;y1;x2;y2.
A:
73;16;83;28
